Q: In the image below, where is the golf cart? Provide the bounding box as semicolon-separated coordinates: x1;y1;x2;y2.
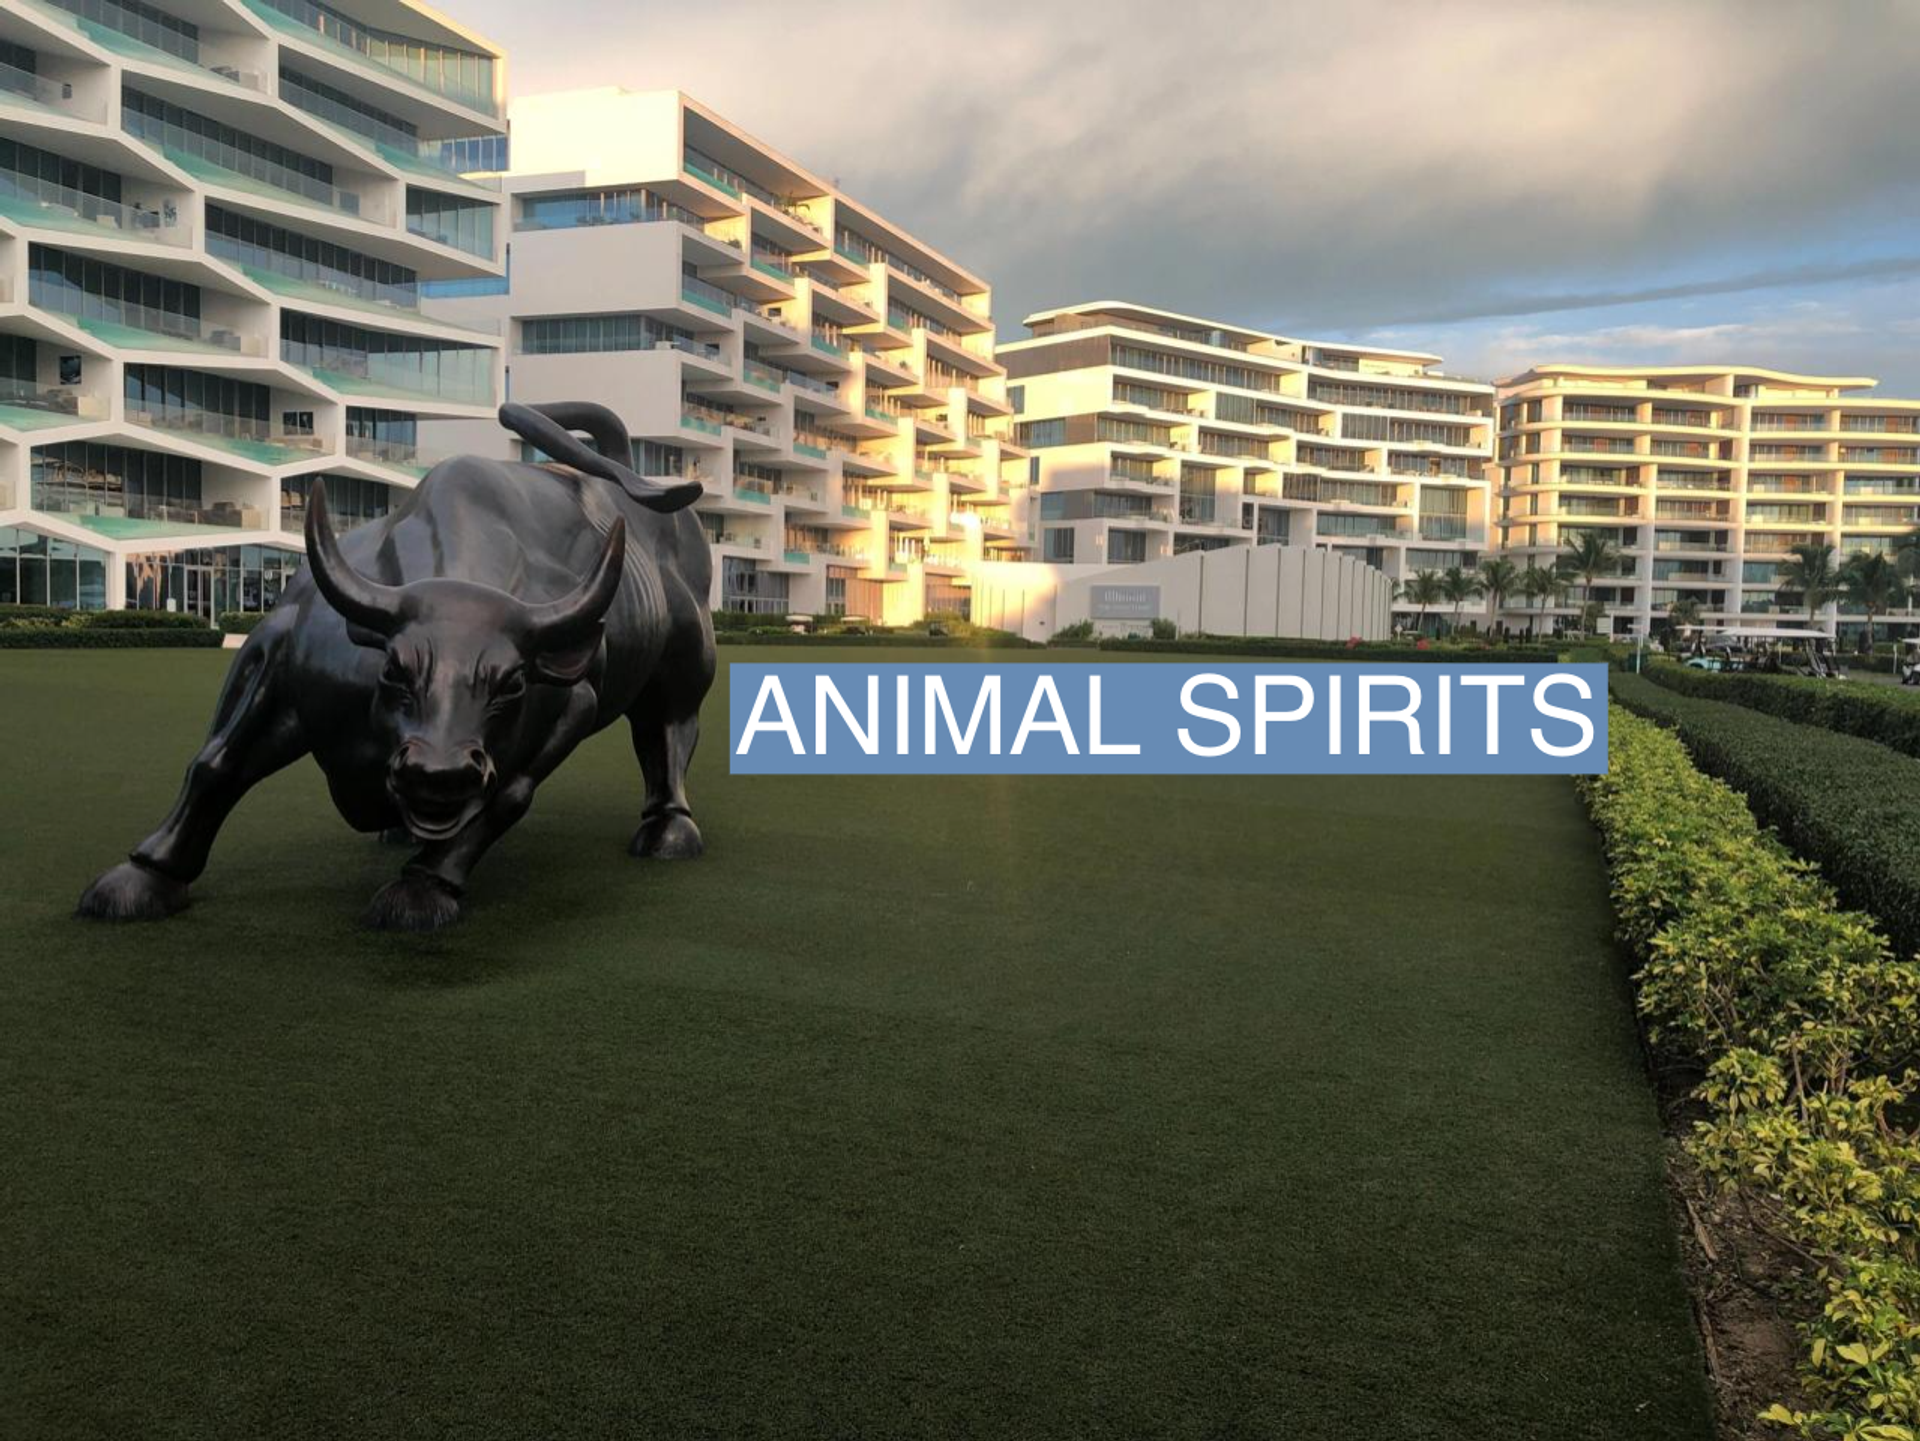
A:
1680;626;1848;679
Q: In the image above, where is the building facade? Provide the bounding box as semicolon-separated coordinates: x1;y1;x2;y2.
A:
1494;364;1920;640
997;303;1495;619
0;0;505;616
425;87;1028;625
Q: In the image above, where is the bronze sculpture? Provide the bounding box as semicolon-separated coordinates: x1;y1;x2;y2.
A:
76;402;715;931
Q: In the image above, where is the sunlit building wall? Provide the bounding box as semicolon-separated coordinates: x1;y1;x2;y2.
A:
998;302;1495;621
1495;364;1920;640
425;87;1028;625
0;0;506;614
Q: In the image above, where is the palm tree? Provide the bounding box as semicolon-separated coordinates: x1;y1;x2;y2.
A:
1665;596;1703;631
1840;549;1905;652
1517;565;1559;634
1559;532;1620;635
1403;569;1444;635
1476;557;1519;627
1440;567;1483;632
1776;541;1840;631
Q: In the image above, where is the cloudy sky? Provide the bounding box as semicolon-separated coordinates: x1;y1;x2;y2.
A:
453;0;1920;390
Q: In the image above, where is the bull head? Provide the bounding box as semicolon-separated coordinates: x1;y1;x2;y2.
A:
304;481;626;841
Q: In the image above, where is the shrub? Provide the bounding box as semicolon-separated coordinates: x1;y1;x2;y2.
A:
1051;619;1095;642
714;631;1030;649
1580;707;1920;1437
1612;670;1920;959
1096;635;1565;663
0;626;223;649
0;603;76;627
218;611;267;636
79;608;208;631
1149;617;1177;641
1645;661;1920;760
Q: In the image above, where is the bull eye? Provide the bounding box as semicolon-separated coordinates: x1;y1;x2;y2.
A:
492;668;528;710
379;655;415;711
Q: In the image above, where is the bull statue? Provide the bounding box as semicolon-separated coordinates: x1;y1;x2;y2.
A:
77;401;715;932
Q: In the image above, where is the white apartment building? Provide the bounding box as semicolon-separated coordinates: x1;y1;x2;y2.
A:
425;88;1029;625
1495;364;1920;641
0;0;505;616
998;303;1495;616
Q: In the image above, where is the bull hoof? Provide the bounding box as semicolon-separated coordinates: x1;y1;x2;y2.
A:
629;812;704;859
363;873;463;932
76;860;189;922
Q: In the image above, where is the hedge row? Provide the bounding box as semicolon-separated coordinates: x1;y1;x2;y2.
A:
218;611;267;636
0;605;207;631
0;626;223;649
716;630;1032;648
1090;635;1566;663
1579;707;1920;1438
1645;661;1920;759
1611;670;1920;957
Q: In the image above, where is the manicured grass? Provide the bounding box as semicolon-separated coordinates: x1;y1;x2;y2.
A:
0;649;1711;1440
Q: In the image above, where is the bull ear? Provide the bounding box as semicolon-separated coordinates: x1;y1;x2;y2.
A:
525;516;625;652
305;481;402;635
530;624;604;686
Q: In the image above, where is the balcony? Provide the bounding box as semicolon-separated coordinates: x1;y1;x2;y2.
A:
125;404;327;464
29;0;264;90
0;171;189;246
241;0;502;118
0;378;100;431
1418;516;1469;541
0;56;105;120
280;73;498;189
37;296;262;357
680;274;733;316
125;115;382;222
36;482;265;537
345;433;428;476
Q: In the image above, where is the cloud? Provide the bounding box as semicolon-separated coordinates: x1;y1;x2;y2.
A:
1370;284;1920;392
456;0;1920;364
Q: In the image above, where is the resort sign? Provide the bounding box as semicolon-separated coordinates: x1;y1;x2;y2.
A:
1088;585;1161;621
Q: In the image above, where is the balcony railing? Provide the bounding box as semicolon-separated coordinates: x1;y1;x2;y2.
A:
345;434;425;471
680;275;733;314
37;294;258;354
280;72;497;187
243;0;501;117
35;481;263;529
126;404;328;458
0;170;188;244
0;377;90;419
124;113;379;220
0;57;103;119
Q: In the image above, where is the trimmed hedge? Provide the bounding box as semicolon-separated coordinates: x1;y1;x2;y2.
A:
1645;661;1920;759
219;611;267;636
0;603;76;626
717;630;1031;648
1579;707;1920;1438
78;608;207;631
1611;670;1920;956
0;626;223;649
1091;636;1565;663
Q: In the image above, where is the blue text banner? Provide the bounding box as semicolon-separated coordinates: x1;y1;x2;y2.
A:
728;662;1609;775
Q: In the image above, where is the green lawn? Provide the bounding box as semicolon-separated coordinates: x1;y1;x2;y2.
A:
0;648;1710;1440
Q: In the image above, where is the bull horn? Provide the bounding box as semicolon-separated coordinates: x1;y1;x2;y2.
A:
304;480;402;634
525;515;626;649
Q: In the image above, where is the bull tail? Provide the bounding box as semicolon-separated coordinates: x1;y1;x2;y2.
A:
499;402;703;514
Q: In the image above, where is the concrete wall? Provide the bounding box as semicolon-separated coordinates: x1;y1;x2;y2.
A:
969;546;1394;642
